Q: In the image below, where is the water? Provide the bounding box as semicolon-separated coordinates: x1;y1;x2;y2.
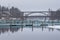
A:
0;25;60;40
0;19;60;40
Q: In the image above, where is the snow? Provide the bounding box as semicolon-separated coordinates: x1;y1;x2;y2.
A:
48;25;60;29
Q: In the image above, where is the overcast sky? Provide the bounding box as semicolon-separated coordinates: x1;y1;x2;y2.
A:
0;0;60;11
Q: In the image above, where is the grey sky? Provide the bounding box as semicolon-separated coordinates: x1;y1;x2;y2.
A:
0;0;60;11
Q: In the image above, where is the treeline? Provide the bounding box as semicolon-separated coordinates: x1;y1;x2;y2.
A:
50;9;60;20
0;5;23;19
0;5;60;20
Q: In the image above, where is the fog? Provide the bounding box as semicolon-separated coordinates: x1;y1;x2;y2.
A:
0;0;60;11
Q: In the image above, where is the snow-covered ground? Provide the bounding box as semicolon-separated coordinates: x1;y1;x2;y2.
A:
48;25;60;29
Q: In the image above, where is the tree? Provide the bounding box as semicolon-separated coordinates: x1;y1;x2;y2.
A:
49;8;56;20
2;6;9;11
56;9;60;20
10;7;23;18
0;5;2;19
49;9;60;20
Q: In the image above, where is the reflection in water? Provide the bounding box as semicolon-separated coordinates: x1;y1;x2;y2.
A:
0;27;9;34
0;25;59;35
0;25;20;34
48;28;54;32
10;26;20;33
21;26;23;32
0;20;60;40
0;18;60;34
57;29;60;31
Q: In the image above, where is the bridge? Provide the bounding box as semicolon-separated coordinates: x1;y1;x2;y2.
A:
0;9;56;19
22;10;56;16
20;10;56;20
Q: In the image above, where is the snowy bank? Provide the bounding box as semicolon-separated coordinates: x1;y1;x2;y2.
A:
48;25;60;29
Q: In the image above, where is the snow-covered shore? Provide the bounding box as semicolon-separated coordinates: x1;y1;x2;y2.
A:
48;25;60;29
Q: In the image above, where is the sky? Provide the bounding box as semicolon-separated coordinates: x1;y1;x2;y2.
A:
0;0;60;11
